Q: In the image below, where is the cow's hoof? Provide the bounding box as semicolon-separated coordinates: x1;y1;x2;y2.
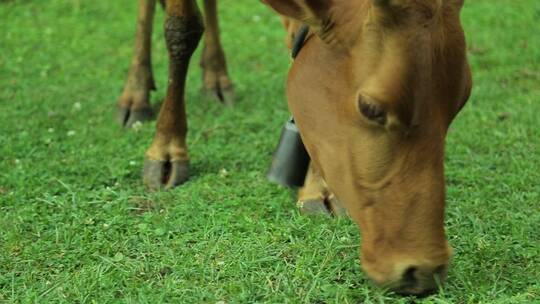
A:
143;158;189;190
117;106;154;128
203;85;235;106
298;196;347;217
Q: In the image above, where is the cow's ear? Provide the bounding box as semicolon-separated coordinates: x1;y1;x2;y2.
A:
263;0;332;30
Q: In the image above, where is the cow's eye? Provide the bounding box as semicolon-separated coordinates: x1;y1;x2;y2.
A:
359;96;387;125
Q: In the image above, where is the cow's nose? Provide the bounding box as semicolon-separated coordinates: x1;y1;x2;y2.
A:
393;264;448;296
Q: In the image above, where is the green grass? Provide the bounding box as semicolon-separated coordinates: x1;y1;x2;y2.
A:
1;0;539;303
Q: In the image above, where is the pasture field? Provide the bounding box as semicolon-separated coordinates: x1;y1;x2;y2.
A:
1;0;539;303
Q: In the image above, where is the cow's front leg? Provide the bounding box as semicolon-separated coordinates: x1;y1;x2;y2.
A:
298;165;347;217
200;0;235;106
143;0;204;190
118;0;157;128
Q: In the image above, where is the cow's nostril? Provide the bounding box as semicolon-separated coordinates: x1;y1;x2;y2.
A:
402;266;418;285
395;264;448;296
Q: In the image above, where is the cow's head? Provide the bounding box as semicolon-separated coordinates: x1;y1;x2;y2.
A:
265;0;472;295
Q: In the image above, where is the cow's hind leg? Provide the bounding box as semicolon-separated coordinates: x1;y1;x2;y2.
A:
117;0;157;127
143;0;204;190
298;165;347;217
200;0;234;106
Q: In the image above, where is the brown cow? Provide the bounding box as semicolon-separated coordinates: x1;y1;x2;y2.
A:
117;0;472;296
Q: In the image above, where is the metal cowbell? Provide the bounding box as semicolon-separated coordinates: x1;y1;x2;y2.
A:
267;118;310;188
